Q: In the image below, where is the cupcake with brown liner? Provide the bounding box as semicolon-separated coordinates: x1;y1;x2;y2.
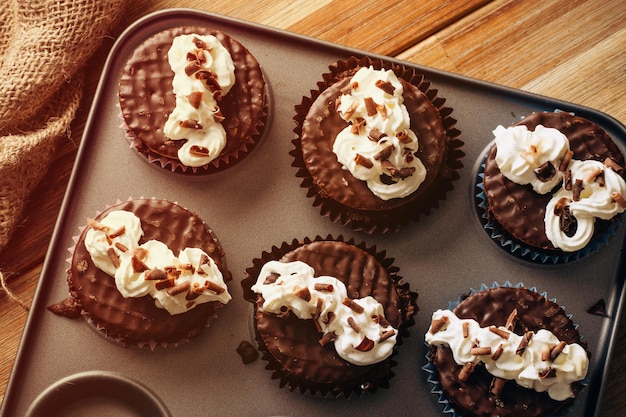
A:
423;282;590;417
118;26;268;175
475;111;626;264
291;56;464;234
49;198;232;348
241;235;418;397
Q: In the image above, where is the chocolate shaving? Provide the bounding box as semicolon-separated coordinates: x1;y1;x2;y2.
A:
343;297;365;314
488;326;510;340
505;309;518;331
605;157;625;175
108;225;126;239
236;340;259;364
294;286;311;301
550;341;567;361
145;268;166;281
611;191;626;208
462;321;469;338
179;119;203;129
189;145;210;157
534;161;556;182
429;316;449;334
195;70;223;100
131;256;149;273
375;79;395;95
559;149;574;171
396;130;411;143
205;280;225;295
573;179;583;201
491;344;504;361
458;362;476;381
373;314;390;328
192;36;206;49
516;331;534;355
586;167;604;184
351;117;366;134
155;277;176;290
187;91;203;109
313;283;334;292
564;169;572;190
355;336;375;352
368;129;387;142
185;62;202;76
263;272;280;285
107;248;120;269
541;344;551;362
364;97;377;116
471;346;492;355
167;281;191;296
374;143;394;161
114;242;128;253
379;329;396;343
319;331;337;346
322;311;335;325
538;368;557;379
347;316;362;333
354;153;373;169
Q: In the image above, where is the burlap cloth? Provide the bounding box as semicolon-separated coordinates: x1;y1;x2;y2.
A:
0;0;127;254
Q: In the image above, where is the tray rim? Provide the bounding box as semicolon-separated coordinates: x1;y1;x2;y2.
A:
2;8;625;417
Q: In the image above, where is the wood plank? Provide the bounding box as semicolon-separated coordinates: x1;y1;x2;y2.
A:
397;0;626;122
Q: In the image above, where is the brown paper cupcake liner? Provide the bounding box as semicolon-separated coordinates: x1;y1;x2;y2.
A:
49;197;231;349
291;56;464;234
241;234;418;398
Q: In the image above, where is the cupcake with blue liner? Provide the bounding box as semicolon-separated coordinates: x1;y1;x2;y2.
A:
423;282;589;417
475;111;626;264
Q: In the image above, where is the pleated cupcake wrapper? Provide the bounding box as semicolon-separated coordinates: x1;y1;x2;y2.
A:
290;55;465;234
474;160;622;265
241;234;419;398
422;281;587;417
62;197;228;349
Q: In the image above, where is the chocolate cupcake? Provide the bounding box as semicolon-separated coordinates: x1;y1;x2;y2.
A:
241;236;418;397
49;198;232;348
476;111;626;263
424;283;589;417
118;26;267;174
291;56;464;233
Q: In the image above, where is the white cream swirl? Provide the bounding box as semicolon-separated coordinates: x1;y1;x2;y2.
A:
164;33;236;167
493;124;570;194
425;310;588;401
251;260;397;366
545;159;626;251
333;66;426;200
84;210;231;315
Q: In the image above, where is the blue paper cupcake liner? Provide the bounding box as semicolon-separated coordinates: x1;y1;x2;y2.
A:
474;158;622;265
422;281;587;417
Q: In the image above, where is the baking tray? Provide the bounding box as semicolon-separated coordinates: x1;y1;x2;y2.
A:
2;8;625;417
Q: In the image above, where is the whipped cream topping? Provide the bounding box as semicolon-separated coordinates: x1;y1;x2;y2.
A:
493;124;570;194
545;159;626;251
251;260;397;366
426;309;588;401
163;34;236;167
333;66;426;200
84;210;231;315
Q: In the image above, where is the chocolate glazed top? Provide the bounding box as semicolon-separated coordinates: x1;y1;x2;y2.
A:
253;240;413;396
300;75;446;211
483;111;625;250
118;27;266;169
67;199;230;346
431;286;587;417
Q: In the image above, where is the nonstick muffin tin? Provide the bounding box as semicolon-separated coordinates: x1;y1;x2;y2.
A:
2;9;625;417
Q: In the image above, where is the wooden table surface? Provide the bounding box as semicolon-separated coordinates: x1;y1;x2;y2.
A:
1;0;624;414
